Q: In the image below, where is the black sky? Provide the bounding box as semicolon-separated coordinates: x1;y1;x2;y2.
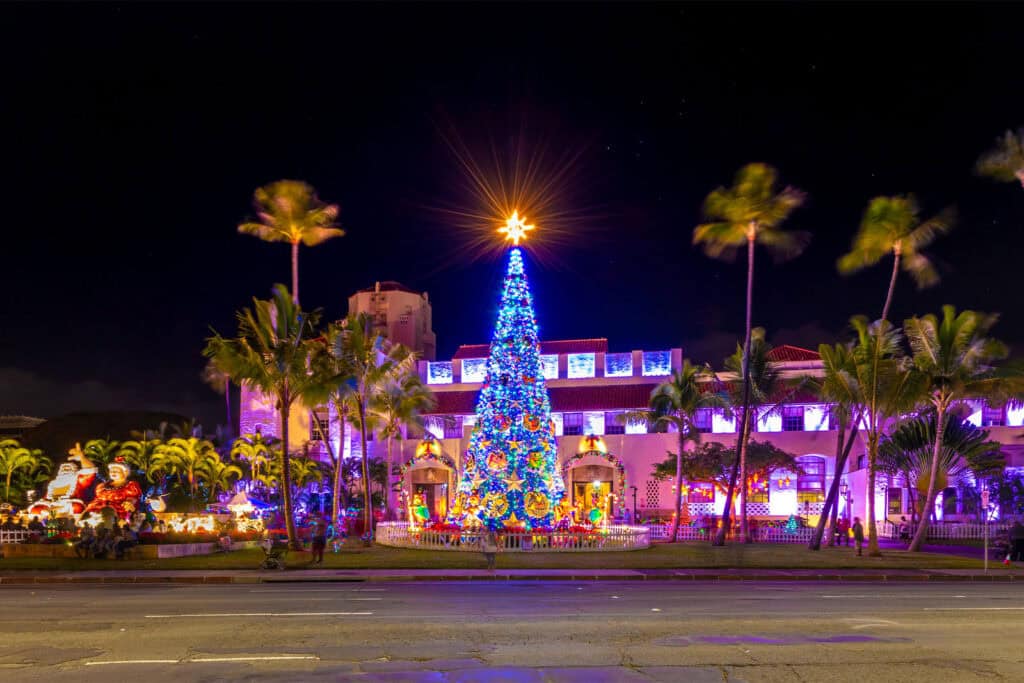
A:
3;2;1023;429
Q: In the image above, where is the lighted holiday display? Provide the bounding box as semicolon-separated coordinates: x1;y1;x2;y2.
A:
448;240;566;530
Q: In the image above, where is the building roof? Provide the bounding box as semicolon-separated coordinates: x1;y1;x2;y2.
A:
452;338;609;360
429;381;821;415
766;345;821;362
356;281;421;295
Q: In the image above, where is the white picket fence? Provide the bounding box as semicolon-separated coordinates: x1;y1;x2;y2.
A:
0;530;32;545
376;522;650;552
881;521;1013;541
646;524;814;544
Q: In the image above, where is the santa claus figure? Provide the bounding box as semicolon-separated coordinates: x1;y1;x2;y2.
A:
28;443;100;518
83;457;142;521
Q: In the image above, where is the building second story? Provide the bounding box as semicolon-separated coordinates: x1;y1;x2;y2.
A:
349;281;437;360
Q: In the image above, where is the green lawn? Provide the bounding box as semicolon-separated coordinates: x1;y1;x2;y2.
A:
0;542;987;571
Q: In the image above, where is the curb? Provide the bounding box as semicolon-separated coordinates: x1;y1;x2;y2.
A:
0;572;1019;584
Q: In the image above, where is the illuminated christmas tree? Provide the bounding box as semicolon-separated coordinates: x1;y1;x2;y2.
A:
449;214;566;530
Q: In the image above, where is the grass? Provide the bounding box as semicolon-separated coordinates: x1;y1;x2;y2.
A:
0;541;988;571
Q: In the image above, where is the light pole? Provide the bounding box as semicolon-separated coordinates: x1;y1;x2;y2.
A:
630;485;638;523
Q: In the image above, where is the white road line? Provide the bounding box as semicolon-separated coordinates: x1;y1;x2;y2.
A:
145;611;373;618
923;607;1024;611
85;660;177;666
85;655;319;666
191;655;319;662
248;588;386;593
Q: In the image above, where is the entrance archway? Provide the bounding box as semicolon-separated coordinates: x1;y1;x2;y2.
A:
398;436;456;522
561;436;627;524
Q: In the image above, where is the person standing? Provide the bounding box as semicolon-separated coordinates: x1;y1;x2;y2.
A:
1009;521;1024;562
852;516;865;556
481;528;500;571
311;515;327;566
836;517;850;546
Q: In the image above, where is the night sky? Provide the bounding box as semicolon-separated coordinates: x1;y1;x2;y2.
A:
3;3;1023;429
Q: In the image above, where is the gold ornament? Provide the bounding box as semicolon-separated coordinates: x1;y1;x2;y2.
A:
483;492;509;518
524;491;550;519
487;450;508;472
504;512;523;528
504;473;524;491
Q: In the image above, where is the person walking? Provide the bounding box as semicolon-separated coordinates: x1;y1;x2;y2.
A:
836;517;850;546
1009;521;1024;562
852;516;865;556
481;528;500;571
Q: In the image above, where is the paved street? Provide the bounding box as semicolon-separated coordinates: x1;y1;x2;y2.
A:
1;581;1023;682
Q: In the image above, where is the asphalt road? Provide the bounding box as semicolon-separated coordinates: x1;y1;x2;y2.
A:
1;581;1023;682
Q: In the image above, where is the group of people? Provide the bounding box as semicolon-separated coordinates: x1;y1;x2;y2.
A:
73;522;139;560
833;517;867;554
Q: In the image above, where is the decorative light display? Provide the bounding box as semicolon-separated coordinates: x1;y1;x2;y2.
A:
497;210;535;246
784;514;799;535
448;245;566;530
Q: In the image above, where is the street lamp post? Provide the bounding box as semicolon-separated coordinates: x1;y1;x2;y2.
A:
630;485;638;523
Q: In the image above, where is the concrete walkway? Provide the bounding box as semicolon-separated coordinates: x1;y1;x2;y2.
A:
1;566;1021;583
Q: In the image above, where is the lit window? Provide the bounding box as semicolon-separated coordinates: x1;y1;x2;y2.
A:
782;406;804;432
444;416;463;439
605;412;625;435
460;358;487;383
427;361;453;385
540;355;559;380
803;405;829;431
796;456;825;504
563;412;584;436
550;413;564;436
1008;405;1024;427
424;417;444;439
567;353;595;378
757;407;782;433
693;408;712;433
625;417;648;434
642;350;671;377
309;411;330;442
604;352;633;377
982;405;1006;427
712;410;736;434
584;412;605;435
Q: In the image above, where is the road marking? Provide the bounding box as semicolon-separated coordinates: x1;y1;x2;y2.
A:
921;610;1024;614
248;588;386;593
85;660;177;666
85;655;320;666
145;611;373;618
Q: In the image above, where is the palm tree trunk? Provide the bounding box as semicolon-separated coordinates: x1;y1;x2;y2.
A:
279;398;300;550
358;402;373;540
291;241;300;305
224;377;232;435
880;251;901;323
385;434;394;521
866;431;881;556
714;407;747;546
668;425;684;543
810;420;859;550
908;404;947;552
738;230;755;544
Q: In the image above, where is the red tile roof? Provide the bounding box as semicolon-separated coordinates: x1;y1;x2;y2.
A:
452;338;609;360
767;345;821;362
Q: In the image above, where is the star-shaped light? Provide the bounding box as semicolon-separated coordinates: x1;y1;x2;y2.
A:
471;474;486;489
504;512;522;528
498;210;535;246
504;473;524;491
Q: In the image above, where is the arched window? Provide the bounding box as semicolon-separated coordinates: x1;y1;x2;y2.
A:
796;456;826;504
942;487;958;517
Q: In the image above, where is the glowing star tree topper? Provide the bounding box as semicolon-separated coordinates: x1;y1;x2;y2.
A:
448;243;566;530
498;210;535;246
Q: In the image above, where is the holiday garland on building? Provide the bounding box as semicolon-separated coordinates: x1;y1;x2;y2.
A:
449;247;566;530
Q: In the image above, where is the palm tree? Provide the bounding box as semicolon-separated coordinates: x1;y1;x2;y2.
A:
976;127;1024;188
151;436;221;506
716;329;788;544
880;414;1005;525
289;455;324;496
693;163;806;542
229;433;278;489
202;459;245;502
838;196;955;323
237;180;344;304
369;366;435;518
809;343;869;550
117;438;163;492
204;284;323;549
202;359;233;435
317;314;416;538
847;316;926;555
904;306;1010;551
0;439;47;503
639;361;727;542
83;439;121;466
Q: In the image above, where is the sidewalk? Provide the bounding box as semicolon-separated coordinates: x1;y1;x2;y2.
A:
1;566;1021;584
